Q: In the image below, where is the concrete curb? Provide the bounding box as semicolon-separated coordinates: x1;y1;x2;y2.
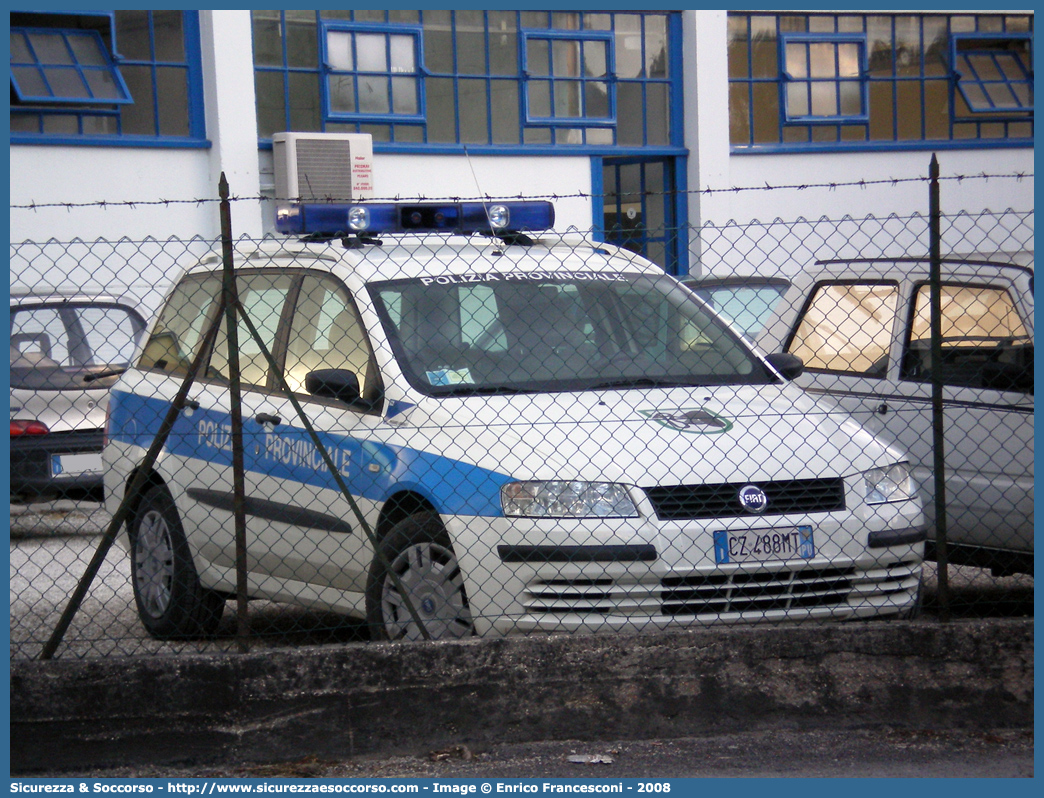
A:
10;618;1033;773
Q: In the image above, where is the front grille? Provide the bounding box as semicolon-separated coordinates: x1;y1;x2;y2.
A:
645;478;845;521
660;566;853;615
516;558;922;622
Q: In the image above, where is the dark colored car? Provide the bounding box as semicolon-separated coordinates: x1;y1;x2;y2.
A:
10;290;146;503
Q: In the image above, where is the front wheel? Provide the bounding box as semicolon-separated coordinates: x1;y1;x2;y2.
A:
365;513;474;641
129;485;225;639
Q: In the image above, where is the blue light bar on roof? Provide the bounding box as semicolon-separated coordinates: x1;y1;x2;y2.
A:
276;201;555;237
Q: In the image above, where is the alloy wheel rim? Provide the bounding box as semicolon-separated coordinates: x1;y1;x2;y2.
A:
134;510;175;619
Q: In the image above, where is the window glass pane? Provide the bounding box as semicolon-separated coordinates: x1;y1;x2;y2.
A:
151;11;185;62
252;11;284;67
391;76;417;115
905;284;1031;390
787;82;809;117
139;275;222;377
839;80;862;115
786;42;808;78
788;283;898;375
750;17;778;78
586;81;609;117
255;71;285;137
115;11;152;61
896;81;922;138
120;64;155;135
285;275;374;397
728;15;750;79
30;32;74;64
488;12;518;75
42;114;79;134
584;39;607;77
458;78;488;143
645;16;668;78
327;30;353;70
455;10;487;75
425;77;456;142
10;32;31;62
616;81;644;145
810;81;839;116
555;80;581;116
528;80;550;117
389;34;415;72
809;42;837;78
285;12;317;69
527;38;550;76
210;273;294;388
552;39;580;77
67;35;107;67
423;10;453;73
45;68;89;99
287;71;321;130
156;67;189;136
751;82;779;142
614;16;644;79
356;33;386;72
11;67;48;97
358;75;390;113
645;82;669;145
490;80;520;144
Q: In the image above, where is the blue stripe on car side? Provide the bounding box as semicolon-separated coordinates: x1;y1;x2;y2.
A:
107;390;511;517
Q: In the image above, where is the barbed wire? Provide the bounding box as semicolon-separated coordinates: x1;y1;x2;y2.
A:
10;171;1033;212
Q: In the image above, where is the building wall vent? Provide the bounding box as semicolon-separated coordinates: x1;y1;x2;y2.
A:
273;132;374;202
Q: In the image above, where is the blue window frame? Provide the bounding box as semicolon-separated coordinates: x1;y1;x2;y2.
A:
951;34;1033;118
521;30;615;126
253;10;682;153
780;34;867;124
728;11;1033;152
10;27;133;105
10;10;207;147
320;22;424;124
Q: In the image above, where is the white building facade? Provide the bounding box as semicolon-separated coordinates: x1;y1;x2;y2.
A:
10;9;1034;279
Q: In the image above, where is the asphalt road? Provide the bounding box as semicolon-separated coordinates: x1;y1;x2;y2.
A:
19;727;1035;778
9;500;1035;660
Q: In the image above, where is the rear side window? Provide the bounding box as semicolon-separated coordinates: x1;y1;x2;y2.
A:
902;283;1033;392
11;301;145;390
786;282;899;377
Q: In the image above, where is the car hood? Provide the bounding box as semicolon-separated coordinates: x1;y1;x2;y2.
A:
388;384;901;486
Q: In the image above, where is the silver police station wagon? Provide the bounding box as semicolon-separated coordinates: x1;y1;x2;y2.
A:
103;200;926;640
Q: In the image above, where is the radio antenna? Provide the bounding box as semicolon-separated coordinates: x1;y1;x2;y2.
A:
463;145;493;229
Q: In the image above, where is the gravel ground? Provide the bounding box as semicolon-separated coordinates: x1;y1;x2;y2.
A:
21;728;1034;779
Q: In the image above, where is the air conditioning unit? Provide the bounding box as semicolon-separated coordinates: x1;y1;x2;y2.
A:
273;132;374;202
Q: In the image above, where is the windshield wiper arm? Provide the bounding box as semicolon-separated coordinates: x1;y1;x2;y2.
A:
591;377;700;390
83;367;128;383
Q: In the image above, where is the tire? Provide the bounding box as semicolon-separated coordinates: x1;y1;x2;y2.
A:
366;513;474;641
130;485;225;639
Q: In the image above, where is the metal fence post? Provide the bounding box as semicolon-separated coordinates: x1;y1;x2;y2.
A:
218;173;251;653
928;155;951;621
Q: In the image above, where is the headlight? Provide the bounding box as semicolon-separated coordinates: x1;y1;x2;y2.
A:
502;481;639;518
863;462;915;504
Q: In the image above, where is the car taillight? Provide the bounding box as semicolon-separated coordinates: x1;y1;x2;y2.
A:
10;419;49;436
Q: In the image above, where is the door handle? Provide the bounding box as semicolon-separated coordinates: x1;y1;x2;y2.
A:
255;413;282;426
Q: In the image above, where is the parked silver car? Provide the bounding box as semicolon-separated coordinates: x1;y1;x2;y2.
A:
10;289;146;503
757;257;1033;576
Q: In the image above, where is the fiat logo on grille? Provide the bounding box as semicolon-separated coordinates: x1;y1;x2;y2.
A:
738;485;768;514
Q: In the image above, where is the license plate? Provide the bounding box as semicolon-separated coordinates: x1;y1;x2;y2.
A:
714;526;814;565
52;453;103;477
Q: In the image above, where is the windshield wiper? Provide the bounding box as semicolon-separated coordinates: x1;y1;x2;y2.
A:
438;385;537;396
591;377;703;391
83;367;128;383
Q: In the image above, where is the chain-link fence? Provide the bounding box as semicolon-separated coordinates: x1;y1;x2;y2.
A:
10;170;1033;660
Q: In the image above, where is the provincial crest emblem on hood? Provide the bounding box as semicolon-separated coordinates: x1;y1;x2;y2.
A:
639;407;733;434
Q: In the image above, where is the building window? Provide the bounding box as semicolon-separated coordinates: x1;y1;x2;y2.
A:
10;10;206;146
951;34;1033;117
729;11;1033;151
780;34;867;123
321;23;424;123
521;31;614;125
252;10;678;151
10;27;132;106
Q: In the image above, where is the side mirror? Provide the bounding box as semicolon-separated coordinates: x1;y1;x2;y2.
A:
765;352;804;381
305;368;363;404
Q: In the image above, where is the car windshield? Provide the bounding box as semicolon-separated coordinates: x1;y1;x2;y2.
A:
369;271;773;395
10;301;145;391
687;280;790;339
